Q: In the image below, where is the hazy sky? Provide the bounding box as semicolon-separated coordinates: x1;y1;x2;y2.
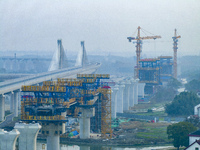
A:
0;0;200;57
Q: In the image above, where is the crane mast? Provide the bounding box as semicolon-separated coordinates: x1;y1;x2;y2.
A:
172;29;181;79
127;26;161;78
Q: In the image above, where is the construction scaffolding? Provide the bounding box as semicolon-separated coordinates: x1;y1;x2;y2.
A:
99;87;112;139
20;74;112;139
138;56;173;95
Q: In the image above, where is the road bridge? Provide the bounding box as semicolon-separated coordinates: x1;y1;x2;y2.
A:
0;63;100;121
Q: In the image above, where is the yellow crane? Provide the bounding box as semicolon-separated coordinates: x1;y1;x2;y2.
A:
127;26;161;78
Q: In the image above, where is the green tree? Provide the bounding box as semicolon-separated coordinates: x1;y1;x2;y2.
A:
167;78;182;89
165;92;200;116
151;86;176;103
167;122;197;150
185;79;200;93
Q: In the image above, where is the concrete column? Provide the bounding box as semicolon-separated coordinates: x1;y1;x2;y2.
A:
123;80;131;111
79;108;94;139
14;122;41;150
10;92;14;113
138;83;146;98
46;124;60;150
14;91;18;117
0;129;20;150
0;94;5;121
129;79;135;108
111;86;119;119
18;91;21;111
134;79;139;105
116;83;125;113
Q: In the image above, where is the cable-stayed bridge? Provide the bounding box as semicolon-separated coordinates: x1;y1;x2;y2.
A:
0;40;100;121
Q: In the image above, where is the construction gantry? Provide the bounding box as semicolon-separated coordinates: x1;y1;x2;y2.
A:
21;74;112;139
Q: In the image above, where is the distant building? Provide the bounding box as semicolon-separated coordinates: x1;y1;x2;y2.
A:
184;140;200;150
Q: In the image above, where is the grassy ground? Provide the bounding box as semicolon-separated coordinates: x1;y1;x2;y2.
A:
117;119;171;144
135;111;167;117
132;102;168;110
135;122;169;143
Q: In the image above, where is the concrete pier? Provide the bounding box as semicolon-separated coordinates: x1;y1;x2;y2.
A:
123;80;131;111
10;92;14;113
129;79;135;108
14;122;41;150
41;122;65;150
0;94;5;121
138;83;145;98
134;79;139;105
18;90;21;112
116;83;125;113
79;108;94;139
14;91;18;117
0;129;20;150
111;86;119;118
46;124;60;150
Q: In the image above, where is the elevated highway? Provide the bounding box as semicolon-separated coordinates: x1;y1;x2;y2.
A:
0;63;100;121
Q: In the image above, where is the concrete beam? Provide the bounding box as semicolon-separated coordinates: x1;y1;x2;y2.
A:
46;123;60;150
134;79;139;105
10;92;14;113
0;94;5;121
79;108;94;139
13;91;19;117
14;122;41;150
129;79;135;108
123;80;131;111
0;129;20;150
116;83;125;113
111;86;119;119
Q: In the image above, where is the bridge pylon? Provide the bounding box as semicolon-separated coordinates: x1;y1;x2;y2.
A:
48;39;68;71
75;41;88;68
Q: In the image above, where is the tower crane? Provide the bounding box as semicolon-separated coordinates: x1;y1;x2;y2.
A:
172;29;181;79
127;26;161;78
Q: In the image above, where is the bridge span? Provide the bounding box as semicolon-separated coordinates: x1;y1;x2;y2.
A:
0;63;100;121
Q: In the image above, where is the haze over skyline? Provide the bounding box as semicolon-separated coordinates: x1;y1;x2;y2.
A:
0;0;200;57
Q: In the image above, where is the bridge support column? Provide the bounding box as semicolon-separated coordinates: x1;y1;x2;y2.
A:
111;86;119;119
138;83;145;98
129;79;135;108
14;91;19;117
18;91;21;112
79;108;94;139
46;124;60;150
0;94;5;121
10;92;14;113
41;122;65;150
116;83;125;113
14;122;41;150
123;80;131;111
0;129;20;150
134;79;139;105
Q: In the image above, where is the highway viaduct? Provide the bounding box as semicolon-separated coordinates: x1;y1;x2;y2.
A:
0;63;100;121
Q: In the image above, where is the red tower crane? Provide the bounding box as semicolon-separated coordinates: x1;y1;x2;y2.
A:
172;29;181;79
127;26;161;78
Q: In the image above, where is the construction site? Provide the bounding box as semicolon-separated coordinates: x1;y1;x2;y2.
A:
128;26;181;97
0;26;181;150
